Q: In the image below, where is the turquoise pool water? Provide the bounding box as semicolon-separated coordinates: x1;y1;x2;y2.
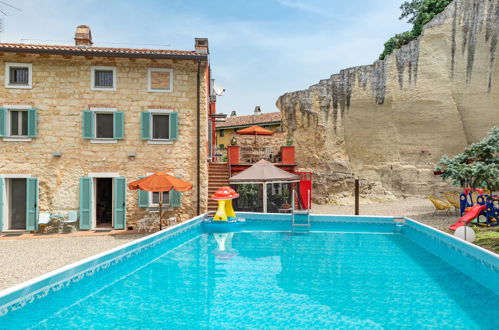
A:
2;222;499;329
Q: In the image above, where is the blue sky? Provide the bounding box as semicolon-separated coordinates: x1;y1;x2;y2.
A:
1;0;410;115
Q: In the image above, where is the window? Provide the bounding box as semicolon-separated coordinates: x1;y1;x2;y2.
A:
5;63;32;89
220;129;224;137
91;66;116;91
140;110;178;142
82;109;124;142
0;106;37;139
10;110;28;136
147;68;173;92
151;191;170;206
152;114;170;139
95;113;114;139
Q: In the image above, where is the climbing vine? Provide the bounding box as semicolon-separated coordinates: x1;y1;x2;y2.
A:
379;0;453;60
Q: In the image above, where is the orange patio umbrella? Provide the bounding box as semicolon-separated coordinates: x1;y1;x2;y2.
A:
237;125;274;143
128;172;192;230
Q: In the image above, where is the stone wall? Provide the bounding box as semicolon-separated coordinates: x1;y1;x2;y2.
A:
277;0;499;204
0;53;209;227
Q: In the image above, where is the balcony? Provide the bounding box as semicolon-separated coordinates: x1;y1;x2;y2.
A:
227;145;295;169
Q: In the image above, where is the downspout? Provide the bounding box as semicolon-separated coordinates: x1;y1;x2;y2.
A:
196;59;201;215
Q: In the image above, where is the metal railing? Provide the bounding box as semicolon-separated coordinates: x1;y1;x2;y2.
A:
239;146;281;164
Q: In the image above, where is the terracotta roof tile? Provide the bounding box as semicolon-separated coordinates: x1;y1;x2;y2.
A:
0;43;206;60
216;112;282;128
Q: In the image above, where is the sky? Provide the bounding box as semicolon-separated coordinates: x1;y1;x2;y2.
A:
1;0;411;116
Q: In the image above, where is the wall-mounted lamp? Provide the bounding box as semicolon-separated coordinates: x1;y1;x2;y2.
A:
128;152;136;160
52;152;62;158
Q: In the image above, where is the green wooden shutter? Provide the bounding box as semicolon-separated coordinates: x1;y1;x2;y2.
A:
27;108;37;138
138;176;149;207
0;178;4;230
171;189;181;207
114;111;125;140
82;110;94;139
141;112;151;140
26;178;38;231
0;108;6;137
113;177;126;229
79;177;92;230
169;112;178;140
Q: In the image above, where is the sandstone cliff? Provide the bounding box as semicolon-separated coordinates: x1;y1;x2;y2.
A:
276;0;499;204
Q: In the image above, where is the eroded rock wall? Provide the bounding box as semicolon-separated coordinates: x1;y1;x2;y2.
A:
277;0;499;204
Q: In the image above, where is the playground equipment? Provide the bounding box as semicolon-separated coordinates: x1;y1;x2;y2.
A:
450;189;498;230
203;186;245;233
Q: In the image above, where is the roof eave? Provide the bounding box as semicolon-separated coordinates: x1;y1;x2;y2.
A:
0;47;208;61
216;121;282;129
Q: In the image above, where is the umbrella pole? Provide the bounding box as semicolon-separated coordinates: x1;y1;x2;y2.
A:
159;192;163;230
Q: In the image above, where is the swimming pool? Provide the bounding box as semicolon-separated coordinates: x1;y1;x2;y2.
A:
1;214;498;328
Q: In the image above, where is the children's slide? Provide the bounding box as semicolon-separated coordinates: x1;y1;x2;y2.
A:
449;204;486;231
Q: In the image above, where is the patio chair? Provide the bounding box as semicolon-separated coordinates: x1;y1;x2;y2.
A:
428;196;452;215
37;213;51;233
443;192;460;215
62;211;78;233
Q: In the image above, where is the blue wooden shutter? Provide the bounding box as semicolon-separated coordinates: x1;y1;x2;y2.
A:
82;110;94;139
113;177;126;229
141;112;151;140
169;112;178;140
27;108;37;138
114;111;125;140
26;178;38;231
0;178;4;230
79;177;92;230
0;108;6;137
138;176;149;207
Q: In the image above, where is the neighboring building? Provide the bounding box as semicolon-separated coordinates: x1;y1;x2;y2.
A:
0;25;214;231
215;107;282;150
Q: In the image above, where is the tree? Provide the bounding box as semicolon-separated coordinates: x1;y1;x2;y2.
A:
435;127;499;191
379;0;453;59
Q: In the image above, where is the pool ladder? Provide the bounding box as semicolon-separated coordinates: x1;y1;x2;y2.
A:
291;189;311;233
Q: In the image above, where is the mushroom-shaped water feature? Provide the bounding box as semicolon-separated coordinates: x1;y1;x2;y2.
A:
211;186;239;221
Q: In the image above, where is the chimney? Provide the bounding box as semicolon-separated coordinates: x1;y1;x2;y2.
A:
230;110;237;117
74;25;93;47
254;106;262;116
195;38;209;54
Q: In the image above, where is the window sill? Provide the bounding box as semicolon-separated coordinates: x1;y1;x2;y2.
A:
90;139;117;144
90;87;116;91
147;140;173;145
3;137;32;142
147;89;173;93
5;84;32;89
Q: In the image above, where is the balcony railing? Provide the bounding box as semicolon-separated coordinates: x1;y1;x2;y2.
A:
240;146;281;163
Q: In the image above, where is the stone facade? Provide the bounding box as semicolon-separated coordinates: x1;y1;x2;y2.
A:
0;36;210;230
277;0;499;204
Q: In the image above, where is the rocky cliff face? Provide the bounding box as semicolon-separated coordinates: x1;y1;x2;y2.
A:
276;0;499;204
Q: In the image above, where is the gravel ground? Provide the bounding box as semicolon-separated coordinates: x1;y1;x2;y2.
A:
312;197;456;231
0;234;146;291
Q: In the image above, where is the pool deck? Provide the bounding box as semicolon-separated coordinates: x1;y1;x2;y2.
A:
0;197;495;291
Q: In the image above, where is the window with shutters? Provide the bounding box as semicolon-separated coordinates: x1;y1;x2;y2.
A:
5;63;32;89
91;66;116;91
82;108;124;143
0;105;37;140
147;68;173;92
140;110;178;144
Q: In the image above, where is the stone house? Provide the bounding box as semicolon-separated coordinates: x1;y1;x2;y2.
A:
0;25;213;231
216;107;284;152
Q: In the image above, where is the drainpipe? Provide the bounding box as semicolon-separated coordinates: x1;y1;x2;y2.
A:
196;60;201;215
